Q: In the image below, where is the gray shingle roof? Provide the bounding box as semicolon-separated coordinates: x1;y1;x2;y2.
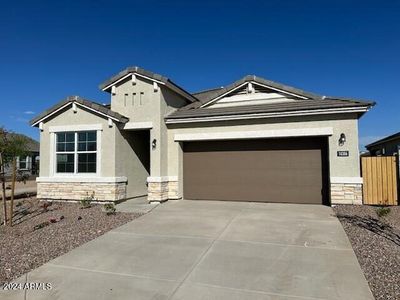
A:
166;75;375;120
99;66;198;103
366;132;400;148
166;98;374;120
192;75;324;105
32;68;375;126
192;87;225;103
30;96;129;126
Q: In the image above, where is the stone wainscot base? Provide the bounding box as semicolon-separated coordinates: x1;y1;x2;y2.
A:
147;177;179;202
330;178;363;205
37;178;127;202
37;177;364;205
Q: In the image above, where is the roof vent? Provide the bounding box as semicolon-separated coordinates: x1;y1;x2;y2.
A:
322;96;326;100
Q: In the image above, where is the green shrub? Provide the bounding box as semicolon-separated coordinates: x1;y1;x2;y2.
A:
20;209;30;216
376;206;391;218
103;203;116;215
34;221;50;231
80;192;95;208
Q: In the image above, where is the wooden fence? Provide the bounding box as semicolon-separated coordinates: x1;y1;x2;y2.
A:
361;156;398;205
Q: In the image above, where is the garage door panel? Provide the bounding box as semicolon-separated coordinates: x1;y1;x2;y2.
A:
183;138;328;204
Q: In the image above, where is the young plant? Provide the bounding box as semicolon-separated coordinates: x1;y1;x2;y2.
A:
103;203;116;215
0;128;8;225
20;209;30;216
0;129;30;226
33;221;50;231
41;201;51;212
376;206;391;218
80;192;95;208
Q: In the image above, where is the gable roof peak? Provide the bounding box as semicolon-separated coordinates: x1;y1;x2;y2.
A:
196;75;327;107
30;95;129;127
99;66;197;103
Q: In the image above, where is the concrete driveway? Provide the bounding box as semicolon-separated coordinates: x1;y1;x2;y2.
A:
3;200;373;300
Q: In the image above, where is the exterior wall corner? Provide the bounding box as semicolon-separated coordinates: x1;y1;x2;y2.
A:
147;177;180;202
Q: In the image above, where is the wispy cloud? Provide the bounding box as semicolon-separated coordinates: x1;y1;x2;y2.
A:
23;111;35;115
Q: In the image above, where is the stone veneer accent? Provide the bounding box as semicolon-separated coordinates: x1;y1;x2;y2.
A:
167;181;179;200
37;182;127;202
330;183;363;205
147;180;179;202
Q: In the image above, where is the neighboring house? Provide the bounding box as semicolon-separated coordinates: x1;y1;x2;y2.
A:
365;132;400;156
4;133;40;176
30;67;374;205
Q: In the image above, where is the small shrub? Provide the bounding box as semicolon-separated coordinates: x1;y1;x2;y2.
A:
103;203;116;215
33;221;50;231
376;206;391;218
80;192;95;208
20;209;30;216
41;201;52;212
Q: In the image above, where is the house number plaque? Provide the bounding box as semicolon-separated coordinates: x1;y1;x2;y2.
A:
337;151;349;157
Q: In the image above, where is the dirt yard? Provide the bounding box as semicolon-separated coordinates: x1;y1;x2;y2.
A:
0;198;141;284
334;205;400;300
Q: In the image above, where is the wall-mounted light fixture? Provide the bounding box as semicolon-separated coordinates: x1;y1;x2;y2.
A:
152;139;157;149
339;133;346;146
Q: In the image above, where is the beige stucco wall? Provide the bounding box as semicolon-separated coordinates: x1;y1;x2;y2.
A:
39;105;117;177
37;101;152;200
111;76;162;177
114;129;149;198
109;75;189;201
111;76;161;123
160;87;190;177
111;76;189;179
166;114;361;199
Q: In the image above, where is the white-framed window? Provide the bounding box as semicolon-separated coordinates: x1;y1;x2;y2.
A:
19;156;28;169
55;131;97;174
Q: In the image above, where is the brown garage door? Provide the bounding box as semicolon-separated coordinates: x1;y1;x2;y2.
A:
183;137;328;204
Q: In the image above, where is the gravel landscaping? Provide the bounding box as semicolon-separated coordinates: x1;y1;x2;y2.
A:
0;198;142;284
334;205;400;300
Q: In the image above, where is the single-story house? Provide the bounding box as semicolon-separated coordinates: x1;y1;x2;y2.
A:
3;133;40;177
365;132;400;156
30;67;374;205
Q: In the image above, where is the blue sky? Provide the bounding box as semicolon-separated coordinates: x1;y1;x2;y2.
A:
0;0;399;149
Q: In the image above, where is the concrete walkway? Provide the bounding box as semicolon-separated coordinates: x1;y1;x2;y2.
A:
2;201;373;300
116;196;159;214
